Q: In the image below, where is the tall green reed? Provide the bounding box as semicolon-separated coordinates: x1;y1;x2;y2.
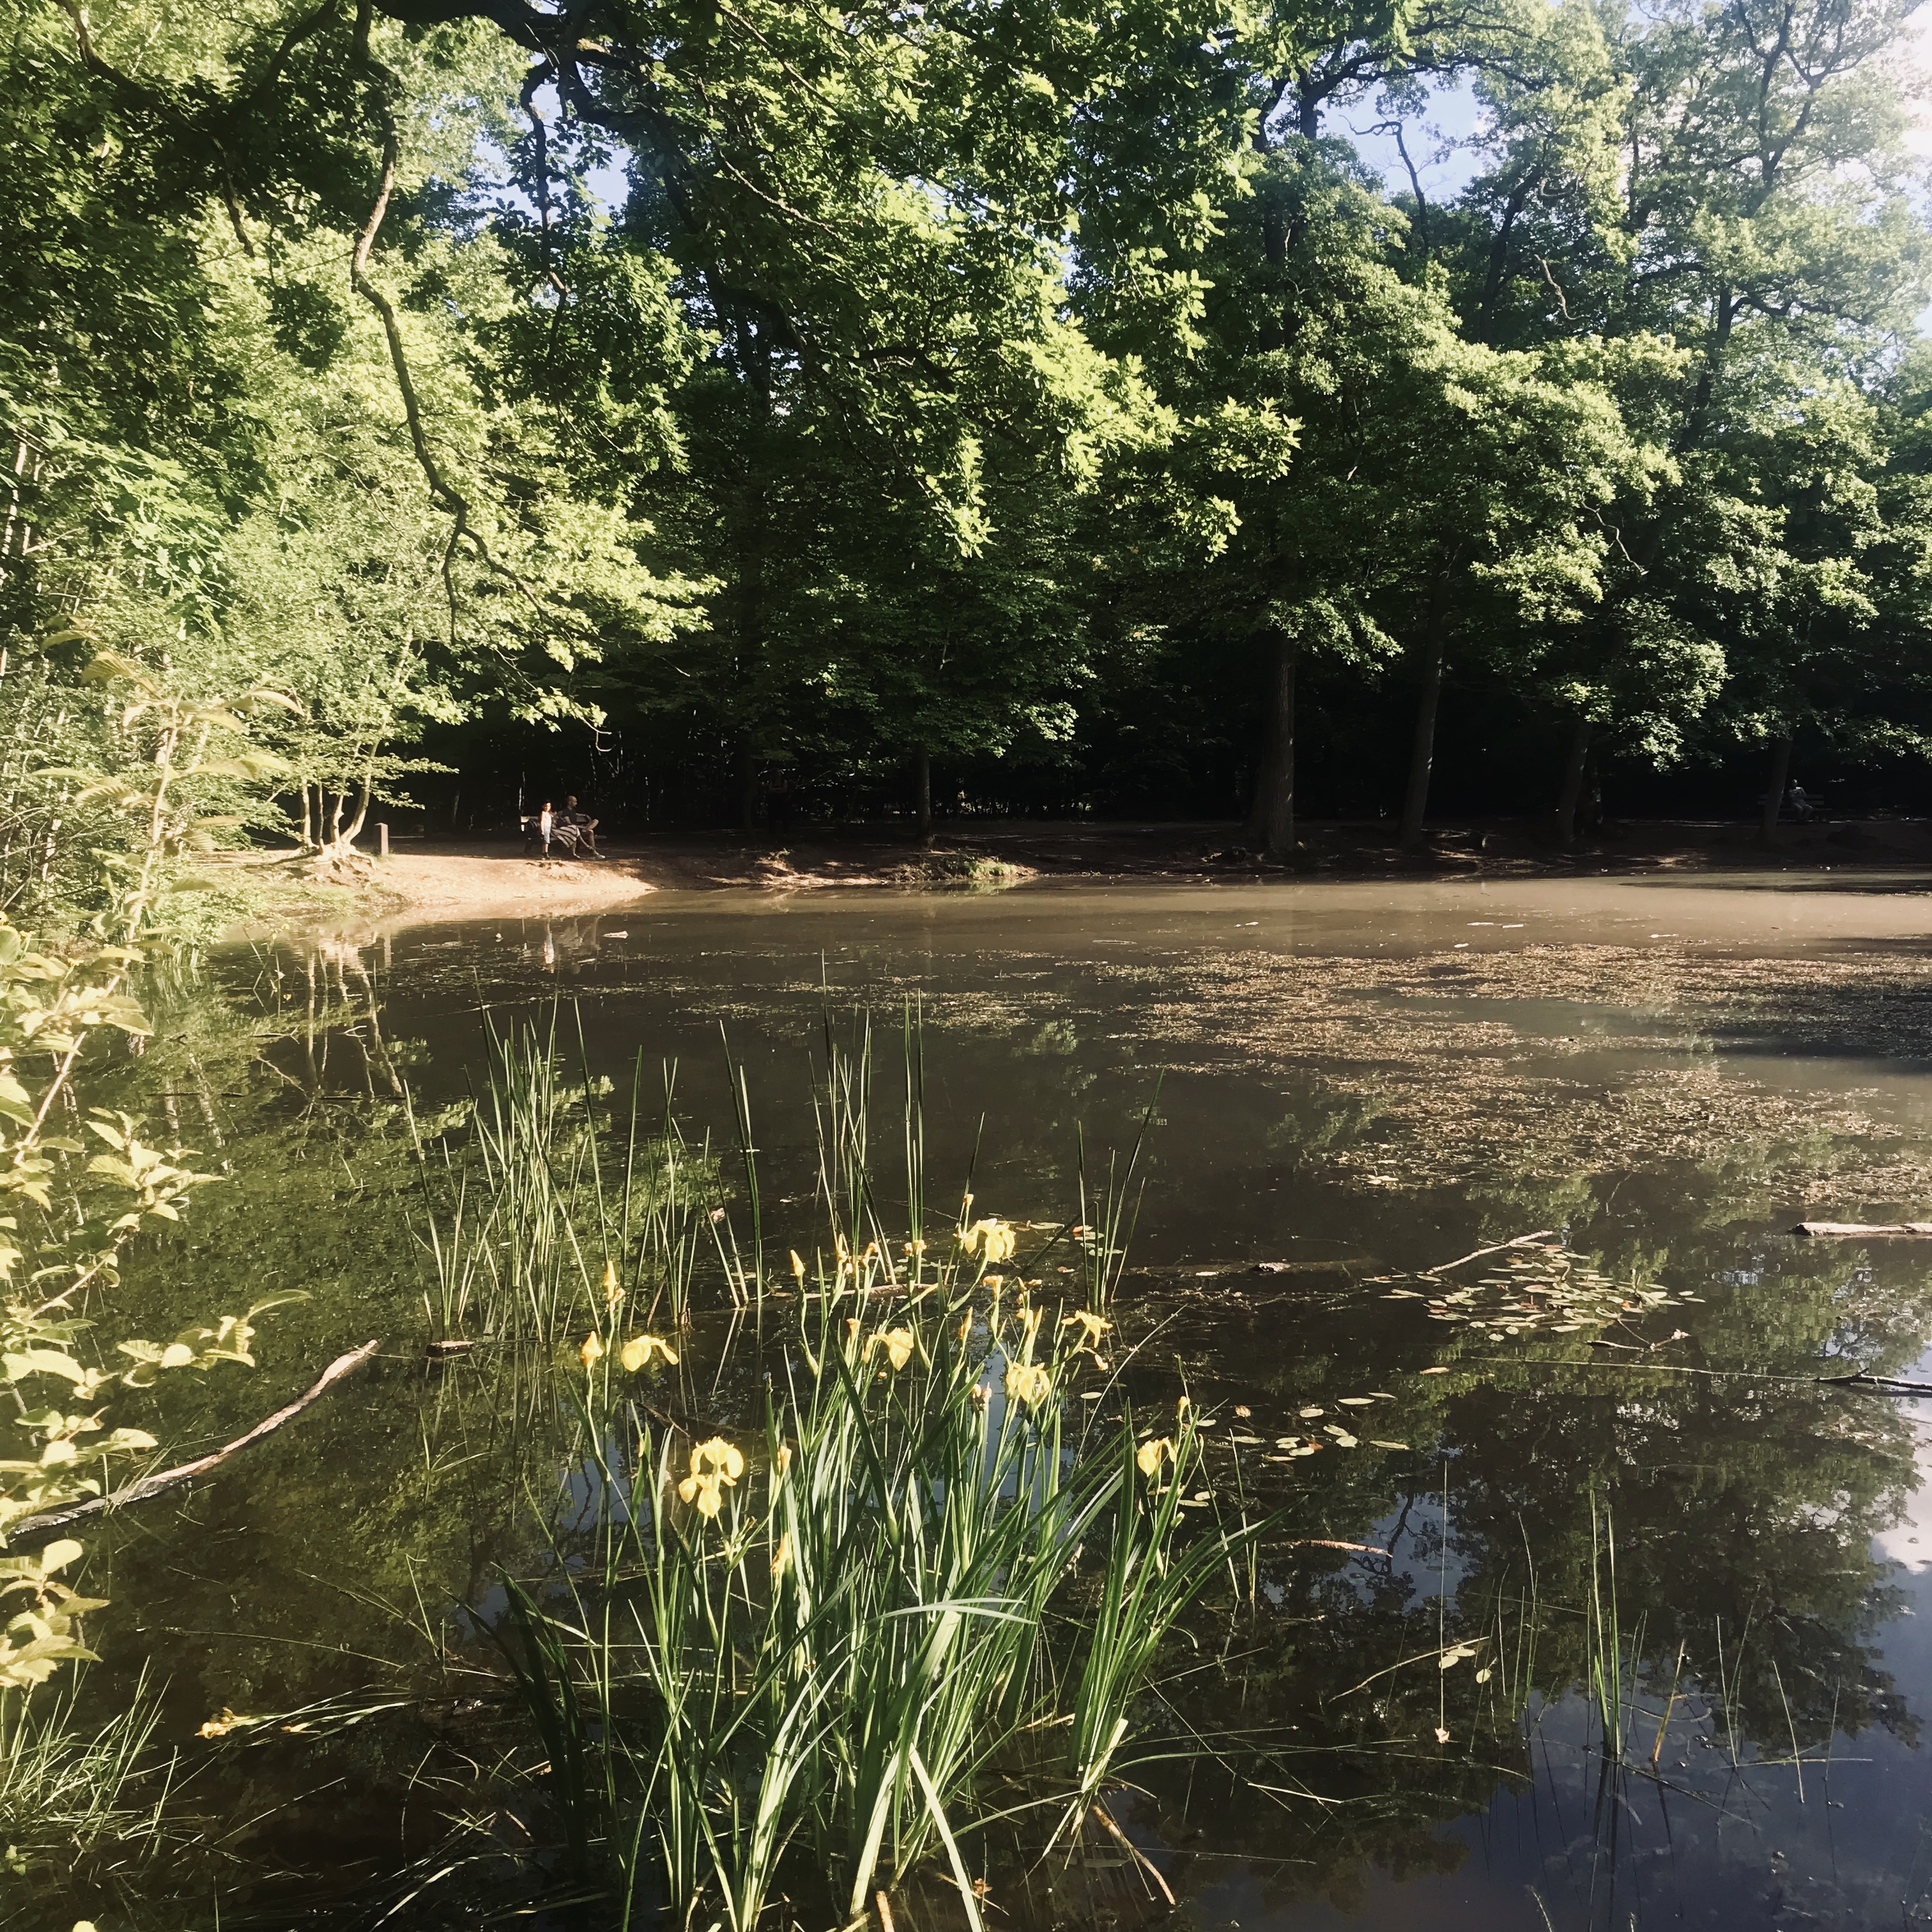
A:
487;1022;1254;1929
423;1013;717;1346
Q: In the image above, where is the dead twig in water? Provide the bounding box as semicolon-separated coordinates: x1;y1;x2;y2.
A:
1092;1800;1176;1905
1502;1357;1932;1397
9;1338;381;1545
1419;1230;1556;1278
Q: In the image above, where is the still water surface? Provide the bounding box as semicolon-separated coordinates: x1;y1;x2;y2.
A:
70;873;1932;1929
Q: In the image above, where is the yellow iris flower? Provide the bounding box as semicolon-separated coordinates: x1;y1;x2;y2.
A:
959;1218;1017;1265
868;1326;916;1370
677;1437;745;1519
1004;1361;1051;1406
620;1334;678;1371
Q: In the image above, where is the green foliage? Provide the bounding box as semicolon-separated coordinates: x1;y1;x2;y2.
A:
3;0;1931;836
518;1165;1247;1928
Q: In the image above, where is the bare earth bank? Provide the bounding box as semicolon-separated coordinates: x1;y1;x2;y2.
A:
215;814;1932;933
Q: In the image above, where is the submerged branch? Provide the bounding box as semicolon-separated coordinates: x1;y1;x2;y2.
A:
1418;1230;1557;1277
8;1338;380;1545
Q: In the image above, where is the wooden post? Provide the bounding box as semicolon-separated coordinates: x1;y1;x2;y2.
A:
378;822;389;859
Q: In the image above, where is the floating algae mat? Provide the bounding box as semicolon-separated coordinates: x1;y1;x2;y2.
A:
23;875;1932;1931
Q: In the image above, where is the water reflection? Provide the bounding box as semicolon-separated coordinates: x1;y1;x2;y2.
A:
38;879;1932;1929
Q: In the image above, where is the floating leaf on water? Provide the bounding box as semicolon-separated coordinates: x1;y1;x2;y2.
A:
1475;1667;1492;1683
1080;1391;1103;1400
1230;1434;1264;1445
1332;1432;1358;1448
1369;1440;1409;1450
1420;1366;1450;1375
1233;1404;1252;1417
1337;1397;1372;1407
1299;1406;1324;1418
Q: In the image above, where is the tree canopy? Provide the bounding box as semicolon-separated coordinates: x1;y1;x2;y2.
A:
3;0;1930;886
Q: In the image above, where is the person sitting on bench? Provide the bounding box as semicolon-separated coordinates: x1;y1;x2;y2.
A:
558;795;602;857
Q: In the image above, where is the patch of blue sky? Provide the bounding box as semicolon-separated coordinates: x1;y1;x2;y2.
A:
1335;75;1485;206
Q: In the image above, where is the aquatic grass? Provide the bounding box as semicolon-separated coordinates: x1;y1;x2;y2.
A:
0;1666;174;1867
476;1022;1257;1928
1062;1409;1237;1829
1074;1082;1160;1313
1586;1487;1624;1760
421;1017;720;1346
422;1181;477;1342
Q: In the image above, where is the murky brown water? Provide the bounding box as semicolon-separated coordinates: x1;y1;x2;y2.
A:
49;870;1932;1929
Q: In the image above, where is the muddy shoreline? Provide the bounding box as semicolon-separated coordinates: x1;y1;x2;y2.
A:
217;812;1932;931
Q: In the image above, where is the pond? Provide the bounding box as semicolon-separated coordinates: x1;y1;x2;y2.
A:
26;870;1932;1932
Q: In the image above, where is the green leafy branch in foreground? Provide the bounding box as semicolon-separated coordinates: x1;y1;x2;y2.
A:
0;744;290;1695
42;646;296;937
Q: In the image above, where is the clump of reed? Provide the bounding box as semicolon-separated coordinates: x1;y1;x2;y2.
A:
532;1275;1236;1928
477;1013;1246;1928
420;1013;719;1346
0;1669;174;1887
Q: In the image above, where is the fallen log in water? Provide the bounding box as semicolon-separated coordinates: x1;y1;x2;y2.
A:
1791;1222;1932;1238
8;1337;381;1545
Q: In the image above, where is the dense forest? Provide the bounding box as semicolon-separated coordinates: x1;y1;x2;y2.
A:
5;0;1932;894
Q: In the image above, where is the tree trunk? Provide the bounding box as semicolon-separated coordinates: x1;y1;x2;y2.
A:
1245;629;1298;859
914;747;933;845
1552;716;1592;847
1399;635;1446;852
299;784;313;852
739;741;763;831
341;769;374;845
1759;733;1793;847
